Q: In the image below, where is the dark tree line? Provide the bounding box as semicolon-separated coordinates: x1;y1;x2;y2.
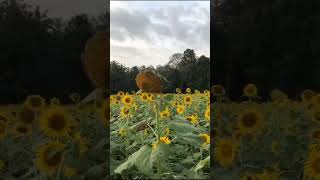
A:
212;0;320;100
111;49;210;94
0;0;107;103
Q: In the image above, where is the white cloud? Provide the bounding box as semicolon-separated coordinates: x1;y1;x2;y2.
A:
110;1;210;67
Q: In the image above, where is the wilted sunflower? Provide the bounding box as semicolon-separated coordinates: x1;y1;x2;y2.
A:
12;123;32;137
243;83;258;97
24;95;46;112
136;70;164;93
304;150;320;179
211;84;225;97
39;107;72;138
35;141;65;175
214;138;238;168
237;108;264;135
184;95;193;105
122;95;134;106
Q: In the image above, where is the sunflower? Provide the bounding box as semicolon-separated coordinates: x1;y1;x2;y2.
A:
176;105;185;114
35;141;65;175
140;93;149;102
24;95;46;112
148;94;155;102
304;150;320;179
136;70;163;93
199;133;210;145
119;128;126;137
117;91;124;96
160;108;170;119
13;123;32;137
164;128;170;136
160;136;171;144
176;88;182;94
120;107;130;118
186;88;191;93
205;107;210;121
214;138;238;168
0;122;7;140
50;98;61;107
301;89;315;103
243;83;258;97
69;93;81;103
121;95;134;106
63;166;77;177
39;107;72;138
237;108;264;135
0;112;9;124
186;115;198;125
211;84;225;96
184;95;193;105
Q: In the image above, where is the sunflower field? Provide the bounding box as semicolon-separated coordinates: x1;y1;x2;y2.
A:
0;94;109;179
212;84;320;180
110;88;210;179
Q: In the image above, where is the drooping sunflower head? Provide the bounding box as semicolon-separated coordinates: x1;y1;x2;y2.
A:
214;138;238;168
243;83;258;97
24;95;46;112
237;109;264;135
135;70;163;93
35;141;65;175
211;84;225;97
39;107;72;138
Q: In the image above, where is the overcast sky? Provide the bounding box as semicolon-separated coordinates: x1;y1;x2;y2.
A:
111;1;210;67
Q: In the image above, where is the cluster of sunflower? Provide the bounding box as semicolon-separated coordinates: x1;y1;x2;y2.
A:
0;93;108;179
212;84;320;180
110;71;210;179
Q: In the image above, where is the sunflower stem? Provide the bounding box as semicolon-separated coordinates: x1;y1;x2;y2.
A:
56;152;65;180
